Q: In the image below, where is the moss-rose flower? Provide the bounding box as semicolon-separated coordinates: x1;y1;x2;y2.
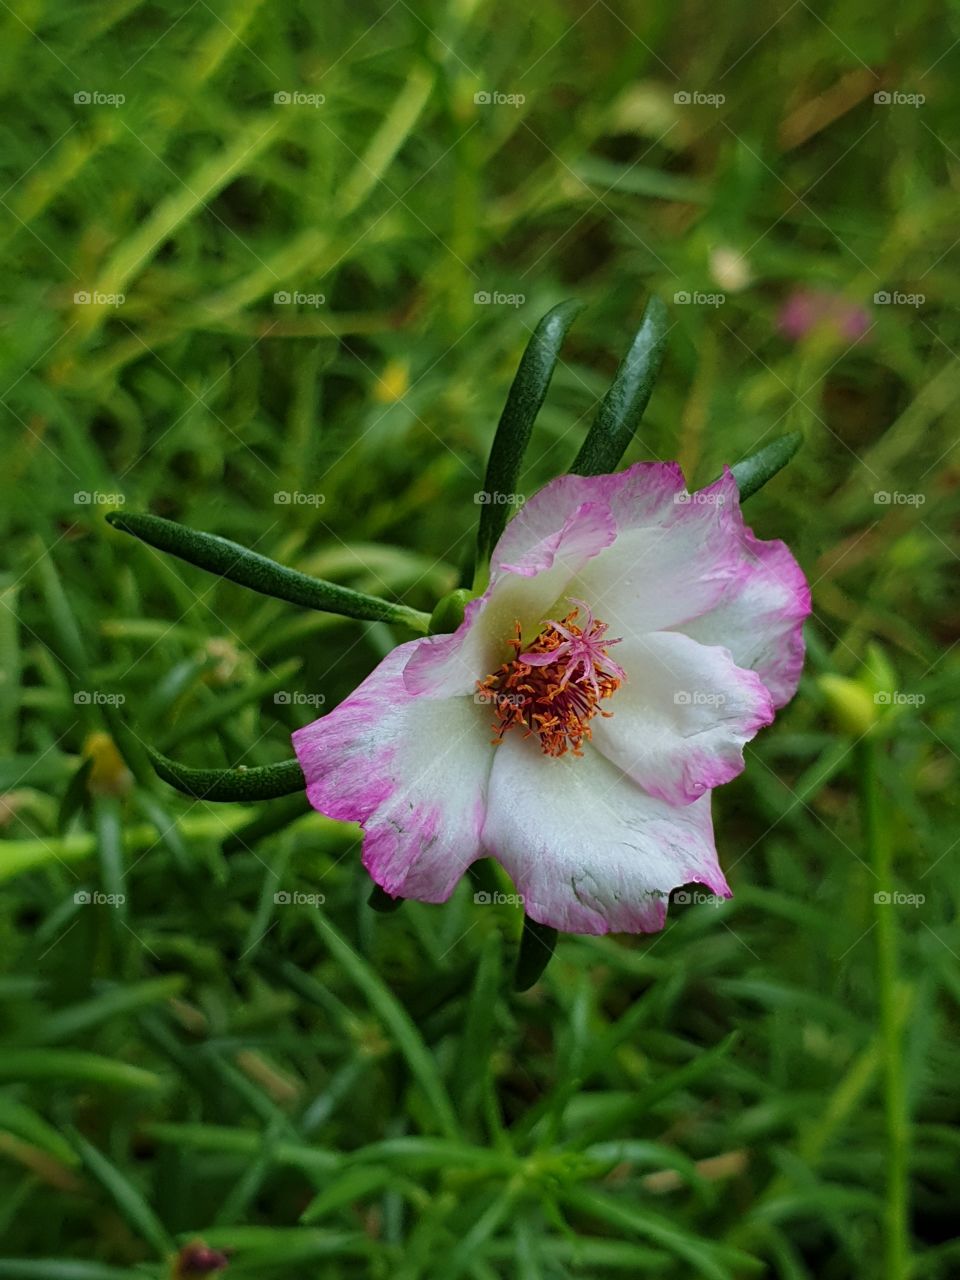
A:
293;463;810;935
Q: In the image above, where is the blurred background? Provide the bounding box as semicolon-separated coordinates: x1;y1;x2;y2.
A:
1;0;958;1276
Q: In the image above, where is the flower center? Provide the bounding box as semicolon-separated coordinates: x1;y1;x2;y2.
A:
477;599;625;758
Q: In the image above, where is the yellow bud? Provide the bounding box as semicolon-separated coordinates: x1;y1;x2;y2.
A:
374;359;410;404
83;733;133;797
817;675;879;737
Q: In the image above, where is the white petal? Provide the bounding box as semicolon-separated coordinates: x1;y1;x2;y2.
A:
293;642;491;901
481;734;728;934
590;631;774;805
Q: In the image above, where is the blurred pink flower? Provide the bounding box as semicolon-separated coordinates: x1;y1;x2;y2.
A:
778;289;870;342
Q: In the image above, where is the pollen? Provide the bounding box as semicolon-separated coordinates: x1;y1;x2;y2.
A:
477;599;625;758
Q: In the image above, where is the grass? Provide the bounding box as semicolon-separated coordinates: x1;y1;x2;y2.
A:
1;0;959;1276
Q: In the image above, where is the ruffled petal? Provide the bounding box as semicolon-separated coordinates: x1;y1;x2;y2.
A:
481;734;728;934
292;642;492;902
676;523;811;709
403;498;617;699
589;631;774;806
569;465;746;635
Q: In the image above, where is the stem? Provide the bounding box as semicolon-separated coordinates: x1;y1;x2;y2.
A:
860;736;909;1279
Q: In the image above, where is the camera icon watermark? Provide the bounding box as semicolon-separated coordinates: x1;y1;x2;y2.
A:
873;690;925;707
273;490;326;505
873;490;925;506
873;290;924;308
473;290;525;308
74;290;125;307
873;90;924;107
674;90;725;107
673;689;727;707
273;691;326;707
74;490;125;505
672;889;724;907
473;889;524;906
74;889;126;906
273;290;325;307
473;90;525;107
273;889;326;905
74;90;125;107
474;490;525;505
274;90;325;107
874;890;924;906
673;290;725;308
73;690;126;706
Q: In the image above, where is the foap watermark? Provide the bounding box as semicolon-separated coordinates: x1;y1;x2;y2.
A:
474;490;524;505
874;290;924;308
74;90;125;107
674;490;725;506
874;90;925;108
674;90;725;107
274;290;325;307
674;690;727;708
74;290;125;307
674;290;725;308
274;890;326;906
474;90;525;107
474;688;524;710
274;691;326;708
74;889;126;906
74;490;125;505
474;290;525;308
74;690;126;706
874;690;925;708
274;90;325;107
274;490;326;506
874;890;925;907
474;890;524;906
874;490;925;506
673;889;725;907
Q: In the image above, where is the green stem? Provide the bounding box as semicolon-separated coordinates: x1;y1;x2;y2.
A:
860;736;909;1279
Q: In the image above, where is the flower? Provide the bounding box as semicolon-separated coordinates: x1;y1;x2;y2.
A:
777;289;870;343
293;463;810;935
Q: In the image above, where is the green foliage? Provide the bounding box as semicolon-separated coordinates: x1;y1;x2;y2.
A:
1;0;958;1276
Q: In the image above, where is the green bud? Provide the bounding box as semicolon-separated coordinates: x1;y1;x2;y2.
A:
818;674;880;737
429;587;473;635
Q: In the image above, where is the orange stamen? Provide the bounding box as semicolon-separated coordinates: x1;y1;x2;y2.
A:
476;604;624;758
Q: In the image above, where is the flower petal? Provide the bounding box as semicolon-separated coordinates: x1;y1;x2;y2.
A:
569;465;745;635
676;523;810;708
589;631;774;805
481;734;728;934
403;497;617;699
292;642;491;901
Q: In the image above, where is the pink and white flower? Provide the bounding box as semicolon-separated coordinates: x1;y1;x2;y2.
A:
293;463;810;935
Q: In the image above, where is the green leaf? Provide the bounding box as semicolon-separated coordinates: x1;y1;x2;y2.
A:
0;1096;79;1165
37;976;186;1044
147;747;304;802
309;916;461;1139
515;915;559;991
94;796;126;922
106;511;431;632
570;294;669;476
158;657;301;751
727;432;803;502
476;299;585;568
70;1129;175;1258
0;1050;162;1092
300;1165;393;1223
0;1265;147;1280
57;756;93;833
0;575;21;754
